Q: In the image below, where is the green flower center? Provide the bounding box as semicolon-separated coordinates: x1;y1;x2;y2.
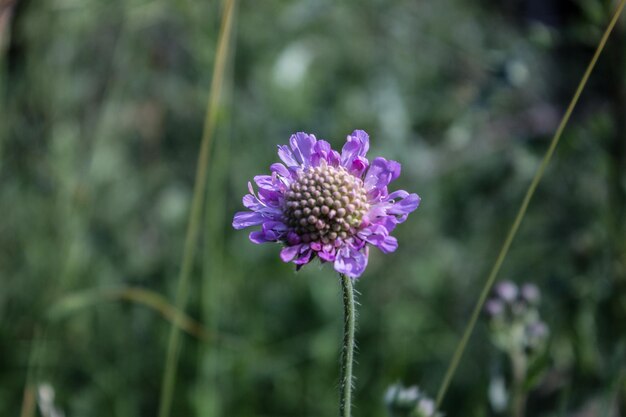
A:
283;164;370;244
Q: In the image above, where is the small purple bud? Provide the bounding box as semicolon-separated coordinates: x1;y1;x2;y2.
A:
521;283;540;305
525;321;549;352
485;299;504;317
494;280;518;302
527;321;548;339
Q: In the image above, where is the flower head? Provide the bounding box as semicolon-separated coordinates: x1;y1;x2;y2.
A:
232;130;420;278
485;280;549;354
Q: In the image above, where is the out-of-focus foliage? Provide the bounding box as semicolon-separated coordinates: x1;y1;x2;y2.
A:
1;0;625;416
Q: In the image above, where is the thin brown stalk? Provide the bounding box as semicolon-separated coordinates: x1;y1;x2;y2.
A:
157;1;237;416
47;287;218;342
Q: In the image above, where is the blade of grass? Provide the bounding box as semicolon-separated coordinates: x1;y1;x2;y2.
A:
602;370;624;417
157;1;237;416
435;0;626;407
196;114;229;416
196;46;236;415
602;341;625;417
0;0;17;161
19;327;42;417
47;287;222;343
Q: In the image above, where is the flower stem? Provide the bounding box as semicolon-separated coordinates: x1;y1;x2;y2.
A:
339;273;356;417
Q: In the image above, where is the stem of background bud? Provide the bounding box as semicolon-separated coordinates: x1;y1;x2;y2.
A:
510;350;527;417
339;274;356;417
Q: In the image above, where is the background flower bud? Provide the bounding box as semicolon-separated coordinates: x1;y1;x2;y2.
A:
521;283;540;305
485;299;504;317
494;280;518;302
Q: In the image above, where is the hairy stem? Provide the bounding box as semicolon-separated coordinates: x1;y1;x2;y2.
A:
339;274;356;417
434;0;626;408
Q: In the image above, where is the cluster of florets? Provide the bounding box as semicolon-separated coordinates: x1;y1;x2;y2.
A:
283;163;369;244
384;383;441;417
232;130;420;279
485;281;548;354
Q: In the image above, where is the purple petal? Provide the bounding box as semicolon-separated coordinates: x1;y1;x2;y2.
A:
387;190;409;200
323;147;341;167
379;236;399;253
254;175;276;190
311;140;337;167
313;140;331;155
233;211;265;229
387;191;421;221
349;156;369;177
241;186;283;220
242;194;263;211
293;245;313;265
270;163;294;181
287;231;301;245
289;132;317;167
364;157;401;192
249;221;288;243
358;225;384;244
277;145;299;168
363;207;399;234
315;140;341;166
256;187;282;205
365;189;419;228
318;247;336;262
246;181;279;208
263;220;288;232
341;130;370;168
310;241;322;251
358;225;398;254
378;216;399;232
249;231;273;244
280;245;301;262
334;244;369;278
364;204;387;222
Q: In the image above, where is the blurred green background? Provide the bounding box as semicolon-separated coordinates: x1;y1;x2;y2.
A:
1;0;625;416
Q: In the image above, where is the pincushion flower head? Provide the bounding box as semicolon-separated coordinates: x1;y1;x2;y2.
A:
232;130;420;278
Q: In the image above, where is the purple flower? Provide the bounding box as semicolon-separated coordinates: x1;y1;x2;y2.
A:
527;321;548;339
521;283;540;305
485;299;504;317
494;280;519;302
233;130;420;279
